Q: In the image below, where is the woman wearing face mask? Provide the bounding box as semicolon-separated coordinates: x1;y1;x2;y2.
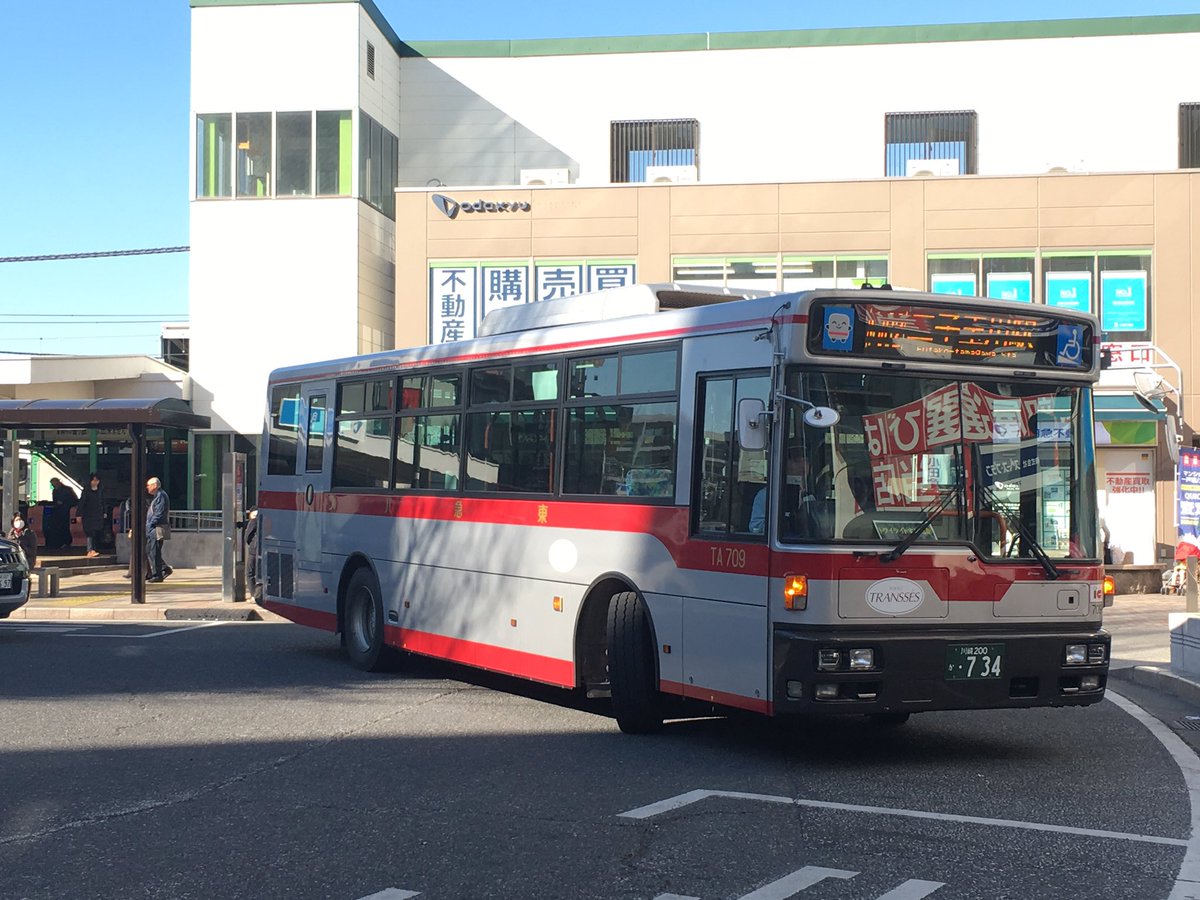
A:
9;512;37;569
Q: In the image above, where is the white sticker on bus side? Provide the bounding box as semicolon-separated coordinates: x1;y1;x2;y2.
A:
864;577;925;615
548;538;579;574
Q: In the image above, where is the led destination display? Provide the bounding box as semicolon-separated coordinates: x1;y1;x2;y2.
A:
808;301;1093;371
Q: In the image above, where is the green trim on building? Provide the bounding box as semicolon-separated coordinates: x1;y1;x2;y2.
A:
189;3;1200;60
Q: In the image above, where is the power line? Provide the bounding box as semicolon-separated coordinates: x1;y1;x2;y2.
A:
0;246;189;264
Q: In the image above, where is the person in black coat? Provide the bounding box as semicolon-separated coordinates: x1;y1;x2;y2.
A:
48;477;79;550
244;508;260;597
77;473;106;558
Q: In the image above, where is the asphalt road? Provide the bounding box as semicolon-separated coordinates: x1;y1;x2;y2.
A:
0;619;1193;900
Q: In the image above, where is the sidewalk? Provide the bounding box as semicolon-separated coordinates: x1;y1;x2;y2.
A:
1106;589;1200;707
8;565;281;621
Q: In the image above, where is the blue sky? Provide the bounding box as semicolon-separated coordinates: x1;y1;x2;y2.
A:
0;0;1195;357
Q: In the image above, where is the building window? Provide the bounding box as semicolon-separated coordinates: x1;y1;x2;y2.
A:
276;111;312;196
359;111;398;217
196;114;232;197
317;110;353;196
671;255;888;291
611;118;699;183
928;254;1034;302
235;112;272;197
885;110;977;177
195;109;352;200
1180;103;1200;168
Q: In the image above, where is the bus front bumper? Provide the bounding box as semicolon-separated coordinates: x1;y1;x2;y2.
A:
771;625;1111;715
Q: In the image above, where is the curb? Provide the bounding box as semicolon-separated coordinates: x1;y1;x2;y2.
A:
1111;664;1200;707
10;604;277;622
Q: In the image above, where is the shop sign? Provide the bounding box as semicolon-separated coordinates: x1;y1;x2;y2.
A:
429;266;478;343
1045;272;1092;312
1105;471;1151;495
1101;341;1154;368
986;272;1033;303
1179;452;1200;548
930;273;977;296
1100;270;1148;331
431;194;531;220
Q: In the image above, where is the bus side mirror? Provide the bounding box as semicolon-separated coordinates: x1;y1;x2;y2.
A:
737;398;768;451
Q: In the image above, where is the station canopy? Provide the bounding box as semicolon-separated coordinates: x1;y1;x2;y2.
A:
0;398;210;430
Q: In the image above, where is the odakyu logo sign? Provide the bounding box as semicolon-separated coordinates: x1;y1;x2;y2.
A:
821;305;855;352
431;194;531;220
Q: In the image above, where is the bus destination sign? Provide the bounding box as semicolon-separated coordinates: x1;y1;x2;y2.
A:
808;301;1093;371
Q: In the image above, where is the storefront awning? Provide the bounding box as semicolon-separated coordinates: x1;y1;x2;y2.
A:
1094;393;1166;422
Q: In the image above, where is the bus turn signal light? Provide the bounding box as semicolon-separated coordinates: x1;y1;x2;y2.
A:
784;574;808;611
1102;575;1115;596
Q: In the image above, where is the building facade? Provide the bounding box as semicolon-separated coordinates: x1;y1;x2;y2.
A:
188;0;1200;565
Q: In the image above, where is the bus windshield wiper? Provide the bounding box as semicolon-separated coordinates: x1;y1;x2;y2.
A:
878;488;958;564
976;480;1062;581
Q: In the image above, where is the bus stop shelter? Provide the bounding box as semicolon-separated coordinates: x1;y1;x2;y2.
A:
0;398;211;604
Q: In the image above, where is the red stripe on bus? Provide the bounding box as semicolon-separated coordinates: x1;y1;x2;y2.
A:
268;313;809;386
384;624;575;687
258;489;1100;589
660;679;772;715
263;600;337;632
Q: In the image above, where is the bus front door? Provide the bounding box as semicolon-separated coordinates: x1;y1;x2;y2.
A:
296;383;331;598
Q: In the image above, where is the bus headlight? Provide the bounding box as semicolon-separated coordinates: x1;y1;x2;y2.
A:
817;648;842;671
1088;644;1106;665
849;648;875;671
1064;644;1088;665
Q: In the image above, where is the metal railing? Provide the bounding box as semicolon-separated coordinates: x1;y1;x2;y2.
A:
167;510;222;532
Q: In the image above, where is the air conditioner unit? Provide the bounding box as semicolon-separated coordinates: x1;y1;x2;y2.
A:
905;158;960;177
645;164;698;184
520;167;571;186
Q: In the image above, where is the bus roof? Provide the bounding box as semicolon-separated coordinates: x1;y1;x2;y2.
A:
268;284;1099;385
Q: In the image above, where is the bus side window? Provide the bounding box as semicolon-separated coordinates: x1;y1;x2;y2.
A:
267;383;302;476
695;372;770;537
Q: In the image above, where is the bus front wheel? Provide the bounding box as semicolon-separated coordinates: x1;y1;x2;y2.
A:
606;591;663;734
344;567;390;672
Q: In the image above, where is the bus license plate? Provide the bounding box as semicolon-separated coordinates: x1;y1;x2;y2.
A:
0;573;11;590
945;643;1004;681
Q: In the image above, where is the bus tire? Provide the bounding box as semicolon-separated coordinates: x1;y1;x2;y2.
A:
344;567;390;672
606;591;663;734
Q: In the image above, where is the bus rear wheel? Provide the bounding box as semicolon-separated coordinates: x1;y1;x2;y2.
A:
606;591;663;734
344;568;391;672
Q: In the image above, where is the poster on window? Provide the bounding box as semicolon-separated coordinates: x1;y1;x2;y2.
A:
429;266;478;344
535;263;585;301
1045;272;1091;312
1100;270;1147;331
1179;452;1200;552
480;264;530;320
931;273;977;296
986;272;1033;303
587;262;636;292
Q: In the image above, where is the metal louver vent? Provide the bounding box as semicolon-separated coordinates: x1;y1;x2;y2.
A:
885;110;977;176
367;41;375;79
610;118;699;183
1180;103;1200;168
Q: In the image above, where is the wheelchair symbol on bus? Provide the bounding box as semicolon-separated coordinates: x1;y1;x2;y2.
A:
1056;323;1083;367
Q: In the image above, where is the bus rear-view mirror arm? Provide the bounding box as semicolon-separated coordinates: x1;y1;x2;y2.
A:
737;395;840;452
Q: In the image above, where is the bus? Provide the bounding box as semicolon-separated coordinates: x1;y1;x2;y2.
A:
258;283;1110;732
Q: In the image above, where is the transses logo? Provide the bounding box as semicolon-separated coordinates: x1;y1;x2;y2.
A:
864;577;925;615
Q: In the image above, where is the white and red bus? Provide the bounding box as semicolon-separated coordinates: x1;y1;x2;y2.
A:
259;284;1110;732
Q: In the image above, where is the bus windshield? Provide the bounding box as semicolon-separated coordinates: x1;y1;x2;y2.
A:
779;369;1098;561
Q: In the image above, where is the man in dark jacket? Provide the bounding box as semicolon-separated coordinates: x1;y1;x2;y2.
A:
244;507;260;599
48;477;78;550
145;477;173;583
77;473;106;558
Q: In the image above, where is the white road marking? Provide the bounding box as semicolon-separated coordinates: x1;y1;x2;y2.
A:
355;890;420;900
875;880;946;900
1105;689;1200;900
737;866;857;899
0;624;107;633
619;789;1186;847
653;895;700;900
64;621;225;639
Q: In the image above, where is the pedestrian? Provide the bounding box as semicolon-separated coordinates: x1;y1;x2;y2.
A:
48;477;79;549
145;477;174;583
8;512;37;569
77;472;106;558
244;507;260;598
